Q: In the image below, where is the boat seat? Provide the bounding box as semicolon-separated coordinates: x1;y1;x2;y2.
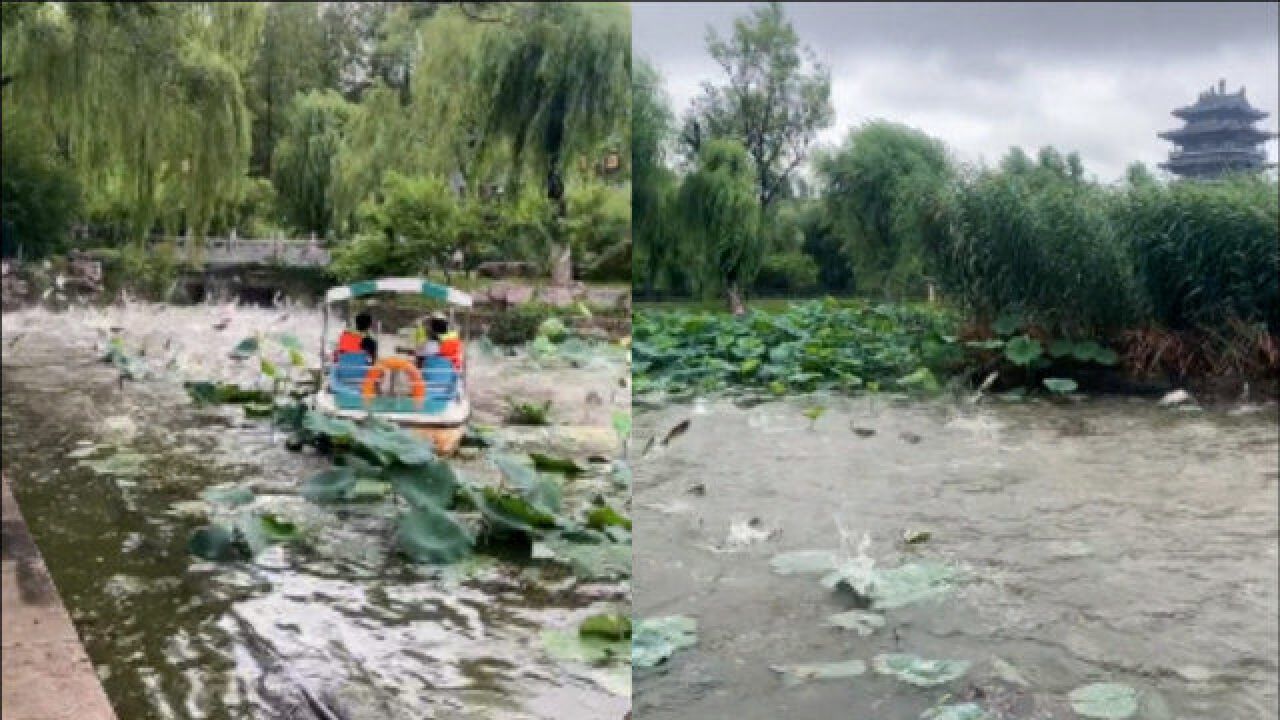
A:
422;355;458;402
332;352;371;391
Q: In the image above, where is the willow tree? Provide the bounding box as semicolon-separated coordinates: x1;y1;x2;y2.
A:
633;57;681;298
1;2;262;251
677;138;762;314
273;89;357;237
817;121;957;298
473;2;631;285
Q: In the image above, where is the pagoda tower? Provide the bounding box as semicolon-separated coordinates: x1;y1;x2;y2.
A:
1159;79;1277;179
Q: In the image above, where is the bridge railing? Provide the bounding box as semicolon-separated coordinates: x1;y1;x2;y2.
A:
147;235;331;267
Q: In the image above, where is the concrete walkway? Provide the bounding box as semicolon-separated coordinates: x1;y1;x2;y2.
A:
2;475;117;720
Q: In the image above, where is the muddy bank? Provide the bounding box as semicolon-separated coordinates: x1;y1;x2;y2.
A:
632;394;1278;719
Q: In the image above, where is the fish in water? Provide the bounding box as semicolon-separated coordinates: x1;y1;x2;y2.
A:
662;418;691;446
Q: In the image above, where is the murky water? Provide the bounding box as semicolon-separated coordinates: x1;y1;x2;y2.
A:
1;300;630;720
633;393;1278;719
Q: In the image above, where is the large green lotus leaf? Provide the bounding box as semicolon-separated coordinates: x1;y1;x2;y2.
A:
579;613;632;641
201;484;255;508
872;653;970;687
492;453;537;490
770;659;866;685
347;479;392;502
532;533;631;580
825;610;885;636
1043;377;1078;395
529;452;585;476
898;367;940;391
303;412;358;440
522;476;563;516
633;616;698;668
1004;335;1043;366
385;461;457;510
188;525;239;561
472;486;559;536
770;550;839;576
353;420;435;466
301;467;357;503
868;562;961;609
184;381;221;405
921;703;990;720
1068;683;1140;719
541;629;630;665
1093;347;1118;365
396;503;475;564
586;504;631;531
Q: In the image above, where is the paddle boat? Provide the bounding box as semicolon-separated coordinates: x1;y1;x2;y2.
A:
313;277;472;455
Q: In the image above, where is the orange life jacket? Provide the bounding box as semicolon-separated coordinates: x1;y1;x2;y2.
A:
439;333;463;369
336;330;365;358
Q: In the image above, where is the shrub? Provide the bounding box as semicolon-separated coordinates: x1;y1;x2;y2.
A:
488;303;552;345
1119;174;1279;332
754;251;820;294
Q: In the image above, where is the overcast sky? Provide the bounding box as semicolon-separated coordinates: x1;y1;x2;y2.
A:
632;2;1279;183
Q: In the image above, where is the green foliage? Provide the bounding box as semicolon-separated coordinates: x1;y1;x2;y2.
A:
329;172;459;281
945;150;1144;337
755;251;820;294
0;111;82;260
566;180;631;282
488;304;552;346
272;89;356;236
817;121;957;299
676;139;763;304
682;1;833;210
505;398;553;426
633;300;963;396
1118;173;1278;331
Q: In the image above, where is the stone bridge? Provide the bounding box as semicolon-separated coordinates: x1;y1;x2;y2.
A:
150;236;331;269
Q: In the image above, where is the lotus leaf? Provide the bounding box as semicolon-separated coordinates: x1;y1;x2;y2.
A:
396;503;475;564
825;610;885;636
1003;335;1043;366
385;461;457;510
872;653;970;686
579;613;632;641
1043;377;1078;395
1068;682;1140;719
921;703;990;720
541;629;629;665
259;513;299;541
633;616;697;668
770;659;866;685
586;505;631;531
530;452;585;476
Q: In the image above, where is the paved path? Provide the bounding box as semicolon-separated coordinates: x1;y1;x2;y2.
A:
2;475;117;720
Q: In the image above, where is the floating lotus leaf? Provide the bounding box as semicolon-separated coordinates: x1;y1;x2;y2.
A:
921;703;990;720
385;461;457;510
770;659;866;685
586;505;631;531
301;467;357;503
231;336;259;358
492;453;537;490
769;550;839;576
872;653;970;686
275;333;303;351
992;314;1022;336
530;452;585;476
1068;682;1140;719
611;411;632;440
1004;335;1043;366
1043;377;1078;395
633;615;697;668
396;502;475;564
533;533;631;580
472;486;559;536
825;610;885;636
201;484;254;507
1071;340;1103;362
541;629;629;665
188;525;242;562
579;613;632;641
259;513;299;541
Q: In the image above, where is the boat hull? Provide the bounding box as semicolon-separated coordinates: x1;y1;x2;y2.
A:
312;388;470;456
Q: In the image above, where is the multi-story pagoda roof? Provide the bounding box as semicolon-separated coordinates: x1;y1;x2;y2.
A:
1160;79;1277;179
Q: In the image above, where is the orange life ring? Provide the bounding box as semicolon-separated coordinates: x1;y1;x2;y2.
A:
361;357;426;401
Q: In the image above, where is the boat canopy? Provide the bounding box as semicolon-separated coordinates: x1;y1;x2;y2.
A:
323;277;472;307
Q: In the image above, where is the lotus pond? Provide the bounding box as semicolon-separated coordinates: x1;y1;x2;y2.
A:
0;299;631;720
632;375;1276;716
